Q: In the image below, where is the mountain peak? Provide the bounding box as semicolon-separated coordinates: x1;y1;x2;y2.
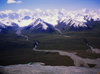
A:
30;18;48;30
36;18;43;22
0;9;100;30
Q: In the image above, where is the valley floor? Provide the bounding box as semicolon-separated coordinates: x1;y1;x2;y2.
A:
34;49;100;68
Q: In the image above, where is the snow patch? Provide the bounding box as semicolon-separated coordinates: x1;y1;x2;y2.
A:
0;8;100;28
32;18;48;30
40;22;48;30
13;19;33;27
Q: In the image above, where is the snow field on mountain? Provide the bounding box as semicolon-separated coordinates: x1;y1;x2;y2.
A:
0;8;100;29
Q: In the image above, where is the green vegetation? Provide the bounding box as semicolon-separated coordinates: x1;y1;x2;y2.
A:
0;31;75;66
0;50;74;66
0;22;100;66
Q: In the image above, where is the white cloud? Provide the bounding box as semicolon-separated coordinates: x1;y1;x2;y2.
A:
7;0;22;4
61;9;66;12
46;9;51;12
35;8;42;12
54;9;59;12
0;10;13;14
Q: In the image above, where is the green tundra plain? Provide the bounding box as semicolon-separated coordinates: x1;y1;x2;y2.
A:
0;22;100;66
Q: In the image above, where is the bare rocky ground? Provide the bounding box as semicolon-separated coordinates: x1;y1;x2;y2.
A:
0;63;100;74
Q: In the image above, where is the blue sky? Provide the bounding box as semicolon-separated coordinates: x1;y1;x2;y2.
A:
0;0;100;11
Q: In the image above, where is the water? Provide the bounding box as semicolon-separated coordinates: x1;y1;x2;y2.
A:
16;28;29;41
33;41;39;50
55;28;62;35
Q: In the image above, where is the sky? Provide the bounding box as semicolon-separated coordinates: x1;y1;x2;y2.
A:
0;0;100;12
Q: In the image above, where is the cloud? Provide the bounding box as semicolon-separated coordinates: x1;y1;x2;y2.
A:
7;0;22;4
35;8;42;12
0;10;13;14
46;9;51;12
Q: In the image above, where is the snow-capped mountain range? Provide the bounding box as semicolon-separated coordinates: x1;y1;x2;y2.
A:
0;8;100;33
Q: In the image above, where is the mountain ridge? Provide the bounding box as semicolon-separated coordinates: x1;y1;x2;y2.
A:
0;9;100;33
